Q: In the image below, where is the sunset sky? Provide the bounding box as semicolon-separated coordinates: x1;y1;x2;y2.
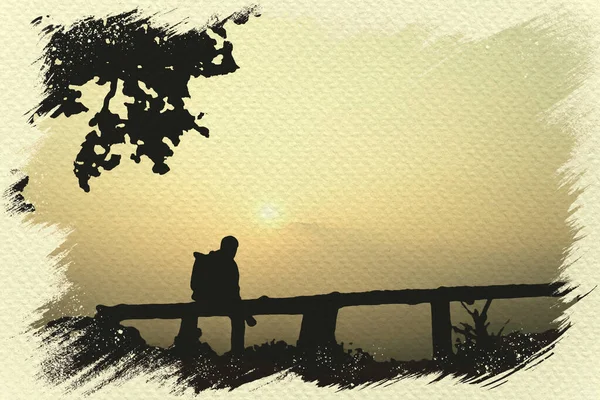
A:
23;13;585;360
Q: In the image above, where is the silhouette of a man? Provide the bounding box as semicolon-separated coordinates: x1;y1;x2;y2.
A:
191;236;252;353
192;236;241;304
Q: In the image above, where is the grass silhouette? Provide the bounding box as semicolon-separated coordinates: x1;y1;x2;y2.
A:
37;315;564;394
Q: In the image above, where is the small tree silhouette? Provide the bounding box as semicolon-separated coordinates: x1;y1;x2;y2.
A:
453;299;510;350
31;8;258;191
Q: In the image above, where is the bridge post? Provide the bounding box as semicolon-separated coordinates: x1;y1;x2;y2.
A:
430;300;453;361
297;306;339;348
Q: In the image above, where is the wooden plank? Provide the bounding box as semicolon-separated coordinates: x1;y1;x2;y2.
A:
95;282;571;322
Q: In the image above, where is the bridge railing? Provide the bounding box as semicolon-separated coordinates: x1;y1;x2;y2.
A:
95;282;571;359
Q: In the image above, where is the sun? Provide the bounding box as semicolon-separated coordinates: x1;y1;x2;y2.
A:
258;204;282;224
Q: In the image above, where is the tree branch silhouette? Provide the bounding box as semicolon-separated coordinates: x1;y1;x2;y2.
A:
31;7;259;191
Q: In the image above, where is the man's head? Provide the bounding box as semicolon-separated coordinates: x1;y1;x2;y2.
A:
220;236;239;258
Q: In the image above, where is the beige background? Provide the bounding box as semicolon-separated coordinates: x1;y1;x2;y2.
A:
1;0;599;399
23;7;581;360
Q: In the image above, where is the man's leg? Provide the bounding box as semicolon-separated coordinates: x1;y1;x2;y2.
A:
174;314;201;347
230;312;246;354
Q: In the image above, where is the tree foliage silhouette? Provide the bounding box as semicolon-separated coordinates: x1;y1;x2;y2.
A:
31;8;258;191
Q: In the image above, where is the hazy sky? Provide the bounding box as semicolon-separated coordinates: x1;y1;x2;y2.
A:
23;13;585;360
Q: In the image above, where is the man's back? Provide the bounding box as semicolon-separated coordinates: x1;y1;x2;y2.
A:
191;250;240;303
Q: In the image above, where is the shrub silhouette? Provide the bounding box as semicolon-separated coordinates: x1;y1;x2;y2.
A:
450;299;562;382
452;299;510;350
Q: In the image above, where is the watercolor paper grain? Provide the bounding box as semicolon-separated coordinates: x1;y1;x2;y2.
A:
1;0;599;399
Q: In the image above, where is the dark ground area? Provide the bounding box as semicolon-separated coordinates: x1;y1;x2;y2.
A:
37;316;564;394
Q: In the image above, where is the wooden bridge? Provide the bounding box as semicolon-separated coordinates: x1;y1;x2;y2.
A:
95;282;571;359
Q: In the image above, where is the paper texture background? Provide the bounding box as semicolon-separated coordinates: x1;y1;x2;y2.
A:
1;0;599;398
